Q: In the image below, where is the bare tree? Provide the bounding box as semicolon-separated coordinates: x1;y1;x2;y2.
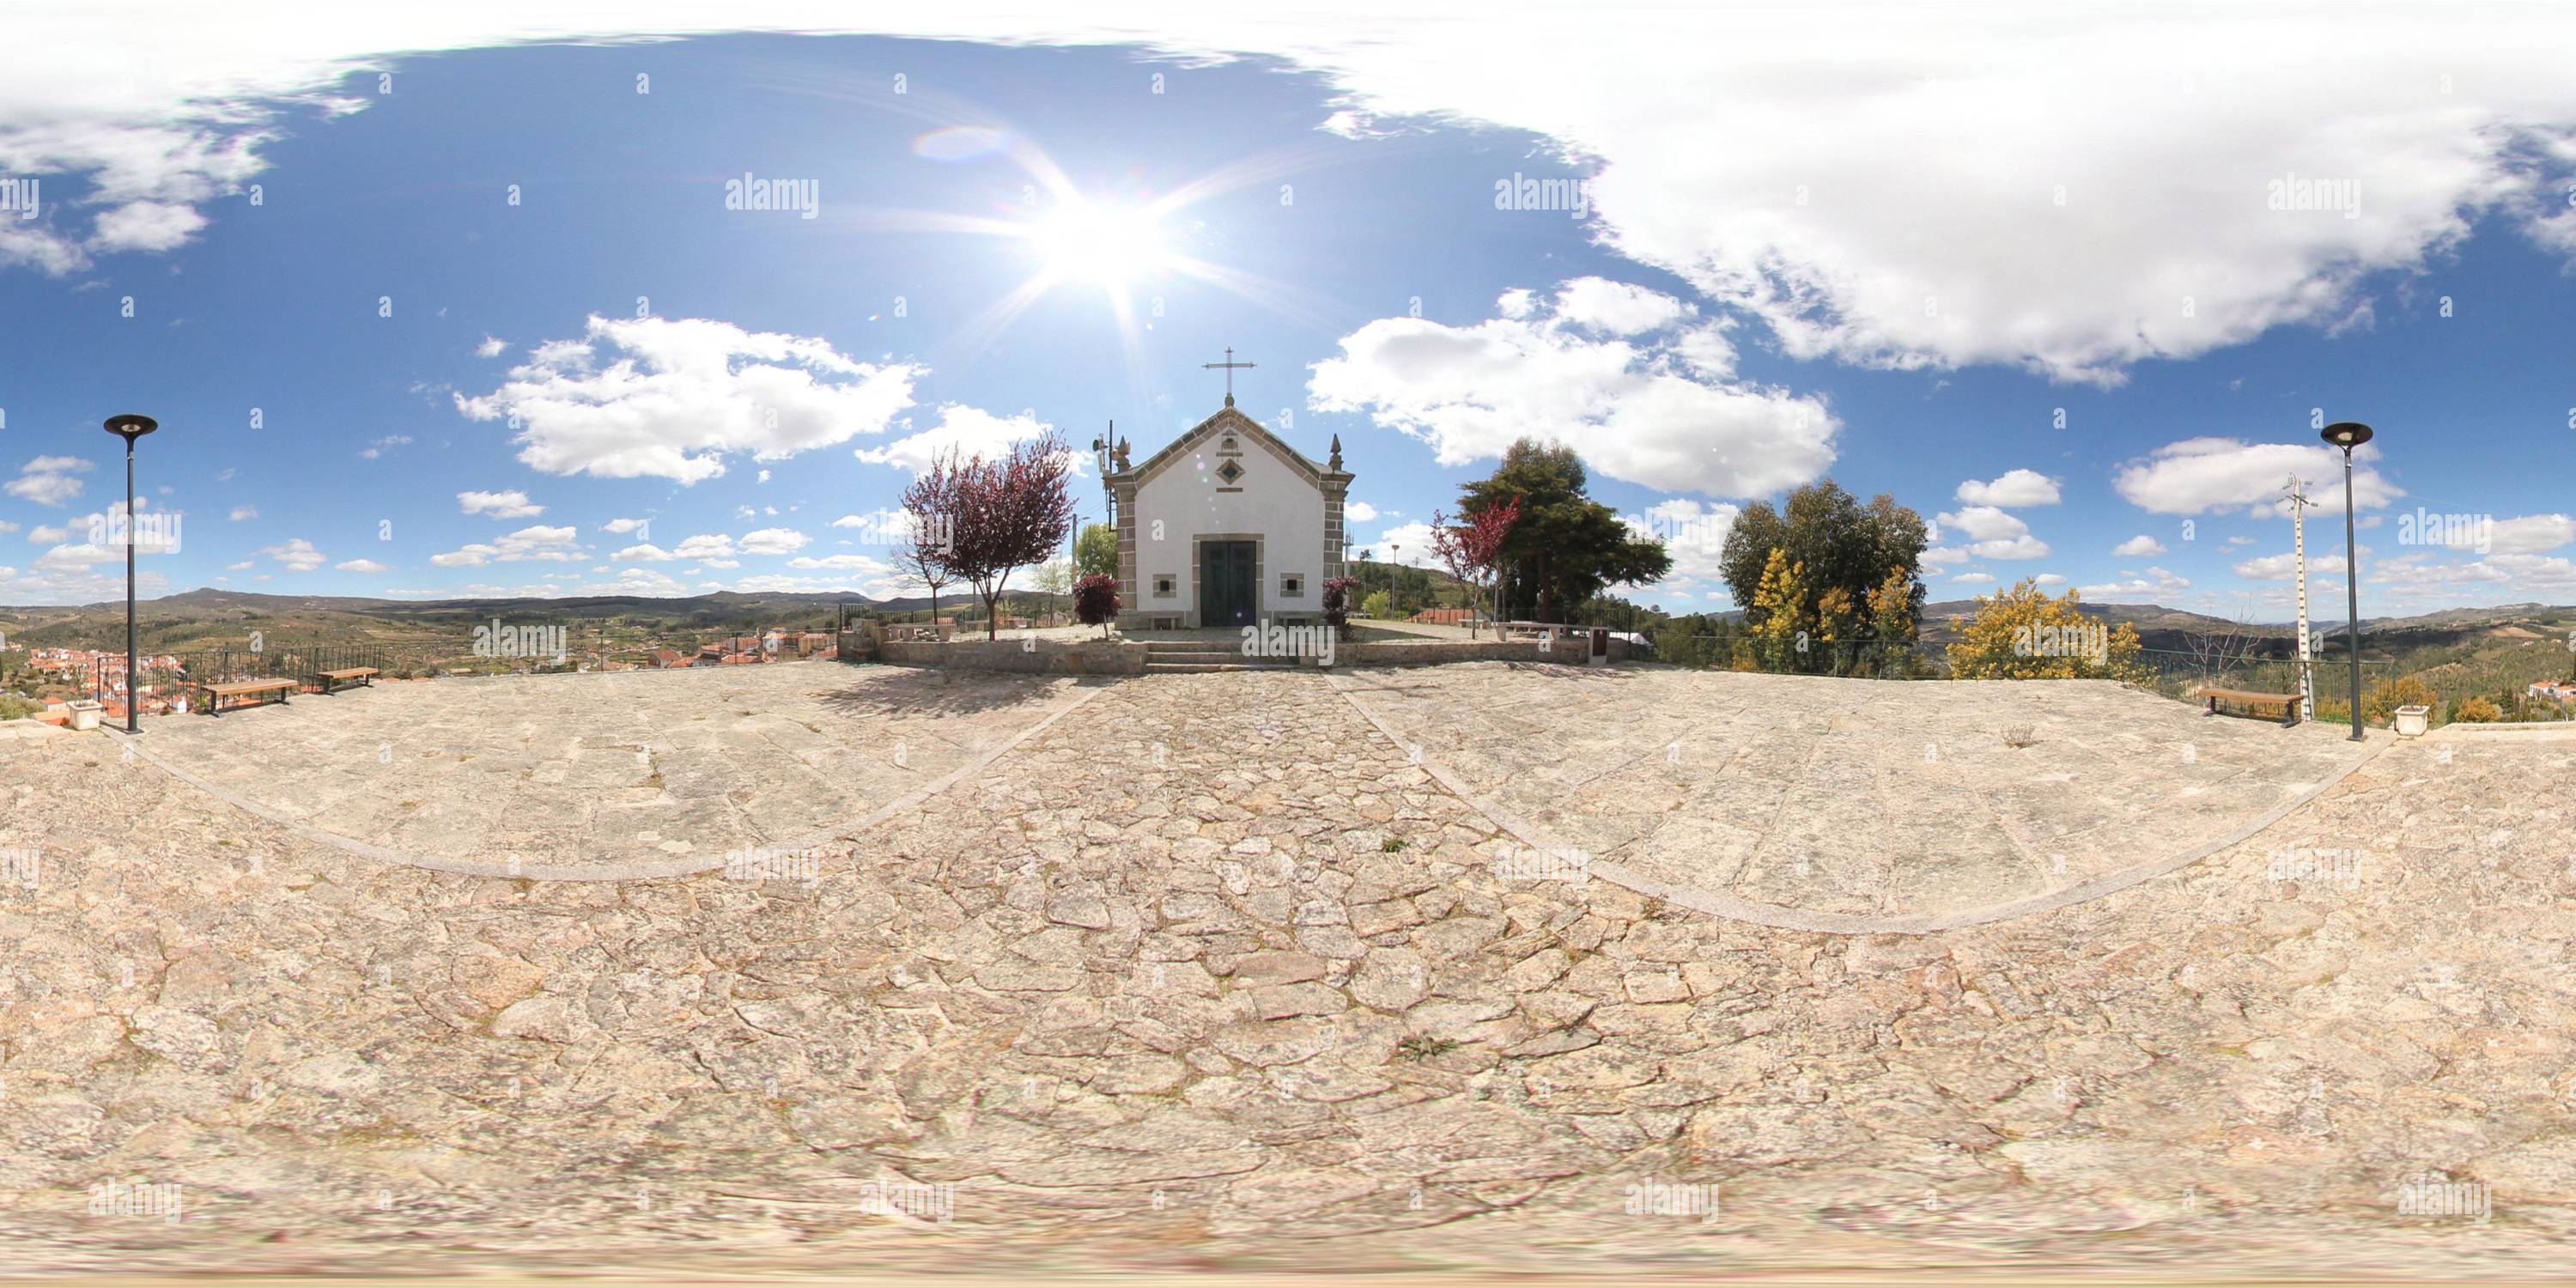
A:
899;453;963;638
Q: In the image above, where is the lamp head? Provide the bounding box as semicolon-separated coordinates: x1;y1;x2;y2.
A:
103;414;158;441
2320;421;2373;450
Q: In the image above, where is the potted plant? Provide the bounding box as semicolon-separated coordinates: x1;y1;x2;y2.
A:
2393;703;2431;738
66;699;104;732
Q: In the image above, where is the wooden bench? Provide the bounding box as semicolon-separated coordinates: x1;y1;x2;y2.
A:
202;677;295;717
2194;686;2301;727
314;666;379;695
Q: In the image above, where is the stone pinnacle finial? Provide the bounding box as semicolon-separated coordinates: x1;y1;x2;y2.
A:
1328;434;1342;471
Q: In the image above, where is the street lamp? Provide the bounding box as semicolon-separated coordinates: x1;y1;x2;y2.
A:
102;414;158;734
2320;421;2373;742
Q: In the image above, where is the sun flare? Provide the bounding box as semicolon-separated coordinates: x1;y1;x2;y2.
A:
1029;198;1167;289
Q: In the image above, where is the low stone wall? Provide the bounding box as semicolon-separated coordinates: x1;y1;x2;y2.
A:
878;639;1148;675
1331;637;1631;667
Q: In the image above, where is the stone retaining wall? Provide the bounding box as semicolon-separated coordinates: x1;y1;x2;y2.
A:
878;639;1148;675
1330;636;1631;667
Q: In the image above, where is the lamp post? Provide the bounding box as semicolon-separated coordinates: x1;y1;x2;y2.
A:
2320;421;2373;742
102;414;158;734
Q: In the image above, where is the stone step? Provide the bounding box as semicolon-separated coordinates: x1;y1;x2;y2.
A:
1141;649;1261;663
1144;662;1303;673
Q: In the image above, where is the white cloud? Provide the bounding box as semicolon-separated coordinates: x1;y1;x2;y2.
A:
89;200;208;252
853;404;1062;474
1625;498;1741;605
21;9;2576;398
601;516;649;534
1954;469;2060;507
2483;513;2575;554
1950;572;1996;586
35;542;115;572
787;553;894;572
475;335;507;358
459;489;544;519
224;561;252;571
27;523;69;544
334;558;390;573
738;527;810;556
1934;506;2050;559
1359;522;1442;567
1345;501;1380;523
1920;545;1971;569
1310;279;1837;497
360;434;411;459
428;524;580;567
228;504;258;521
2081;567;2192;600
2235;550;2353;580
255;537;326;573
1552;276;1692;336
614;533;737;562
2114;437;2398;515
6;455;93;507
455;314;923;483
2112;534;2168;557
2033;573;2067;586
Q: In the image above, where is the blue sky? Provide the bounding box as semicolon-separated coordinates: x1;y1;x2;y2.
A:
4;9;2574;618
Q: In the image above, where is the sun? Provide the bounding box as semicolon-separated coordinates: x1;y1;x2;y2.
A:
1029;198;1167;289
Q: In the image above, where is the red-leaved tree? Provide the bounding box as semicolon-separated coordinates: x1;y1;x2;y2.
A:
1431;498;1520;637
1073;573;1121;639
949;430;1078;640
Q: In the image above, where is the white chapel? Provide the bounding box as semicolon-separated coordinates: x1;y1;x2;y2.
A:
1106;386;1353;630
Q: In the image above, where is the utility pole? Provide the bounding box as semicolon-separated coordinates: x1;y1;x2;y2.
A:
2286;474;2317;722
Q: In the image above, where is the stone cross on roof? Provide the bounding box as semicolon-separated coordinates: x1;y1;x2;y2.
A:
1202;347;1255;407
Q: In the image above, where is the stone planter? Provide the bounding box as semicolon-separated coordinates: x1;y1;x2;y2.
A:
2394;704;2430;738
67;700;103;732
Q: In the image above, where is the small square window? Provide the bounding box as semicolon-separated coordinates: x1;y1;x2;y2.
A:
1216;459;1244;485
1281;574;1304;597
1153;574;1176;597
